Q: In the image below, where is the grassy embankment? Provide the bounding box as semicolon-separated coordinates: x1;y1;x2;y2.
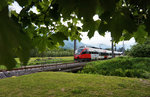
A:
81;57;150;79
0;72;150;97
0;56;74;70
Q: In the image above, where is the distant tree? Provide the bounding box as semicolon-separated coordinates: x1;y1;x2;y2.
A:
117;47;125;52
124;49;130;56
1;0;150;69
129;39;150;57
105;48;111;50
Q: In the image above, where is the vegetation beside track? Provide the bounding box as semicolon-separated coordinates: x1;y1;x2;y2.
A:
0;72;150;97
81;57;150;79
0;56;74;70
30;48;74;57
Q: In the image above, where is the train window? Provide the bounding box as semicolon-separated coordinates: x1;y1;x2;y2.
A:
92;51;98;54
86;50;89;54
76;49;83;55
95;52;99;54
82;51;86;54
101;53;104;56
101;52;107;56
89;51;92;54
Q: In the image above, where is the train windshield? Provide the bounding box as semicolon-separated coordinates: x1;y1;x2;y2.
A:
75;49;83;55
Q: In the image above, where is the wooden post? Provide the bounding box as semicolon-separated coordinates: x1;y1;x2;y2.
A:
115;43;117;51
111;38;114;58
74;40;76;55
123;40;125;55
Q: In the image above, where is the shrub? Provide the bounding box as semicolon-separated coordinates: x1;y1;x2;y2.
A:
128;39;150;57
111;68;125;77
81;57;150;79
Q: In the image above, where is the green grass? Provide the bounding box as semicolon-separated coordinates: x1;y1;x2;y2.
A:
0;56;74;70
27;56;74;65
0;72;150;97
16;56;74;64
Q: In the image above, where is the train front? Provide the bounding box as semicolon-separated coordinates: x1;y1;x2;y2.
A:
74;48;83;61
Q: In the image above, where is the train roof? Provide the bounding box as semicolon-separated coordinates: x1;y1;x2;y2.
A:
79;46;101;49
78;46;123;54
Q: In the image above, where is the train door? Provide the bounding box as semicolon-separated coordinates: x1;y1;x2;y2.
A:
107;51;112;58
100;52;105;59
98;50;104;59
91;51;99;60
95;52;99;60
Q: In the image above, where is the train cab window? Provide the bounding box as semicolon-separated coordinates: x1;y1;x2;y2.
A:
82;49;89;54
82;51;86;54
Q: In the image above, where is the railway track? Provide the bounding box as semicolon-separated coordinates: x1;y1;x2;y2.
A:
0;62;88;79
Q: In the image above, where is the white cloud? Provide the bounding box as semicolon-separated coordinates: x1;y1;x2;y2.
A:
81;31;136;49
9;1;22;13
117;38;136;49
9;1;39;14
81;31;111;47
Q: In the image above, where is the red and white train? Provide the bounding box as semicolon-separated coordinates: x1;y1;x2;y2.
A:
74;46;122;61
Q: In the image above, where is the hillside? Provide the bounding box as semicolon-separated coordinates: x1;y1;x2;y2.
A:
61;39;110;49
0;72;150;97
61;39;85;49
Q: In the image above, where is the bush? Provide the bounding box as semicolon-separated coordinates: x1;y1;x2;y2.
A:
111;68;125;77
81;57;150;79
128;39;150;57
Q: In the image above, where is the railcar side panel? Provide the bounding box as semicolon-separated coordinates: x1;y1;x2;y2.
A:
74;46;123;61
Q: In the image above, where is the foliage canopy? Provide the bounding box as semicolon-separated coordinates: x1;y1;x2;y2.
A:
0;0;150;69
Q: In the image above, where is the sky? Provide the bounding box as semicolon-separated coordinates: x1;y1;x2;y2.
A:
10;1;136;49
80;31;136;49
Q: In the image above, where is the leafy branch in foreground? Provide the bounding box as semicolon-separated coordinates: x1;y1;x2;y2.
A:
0;0;150;69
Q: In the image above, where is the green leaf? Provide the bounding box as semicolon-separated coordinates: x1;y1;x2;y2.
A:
145;15;150;36
98;21;109;36
0;0;8;11
87;20;100;38
54;0;76;20
49;3;60;21
75;0;99;19
134;25;148;44
51;32;68;46
99;0;119;12
16;0;32;7
110;8;136;42
0;7;32;69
